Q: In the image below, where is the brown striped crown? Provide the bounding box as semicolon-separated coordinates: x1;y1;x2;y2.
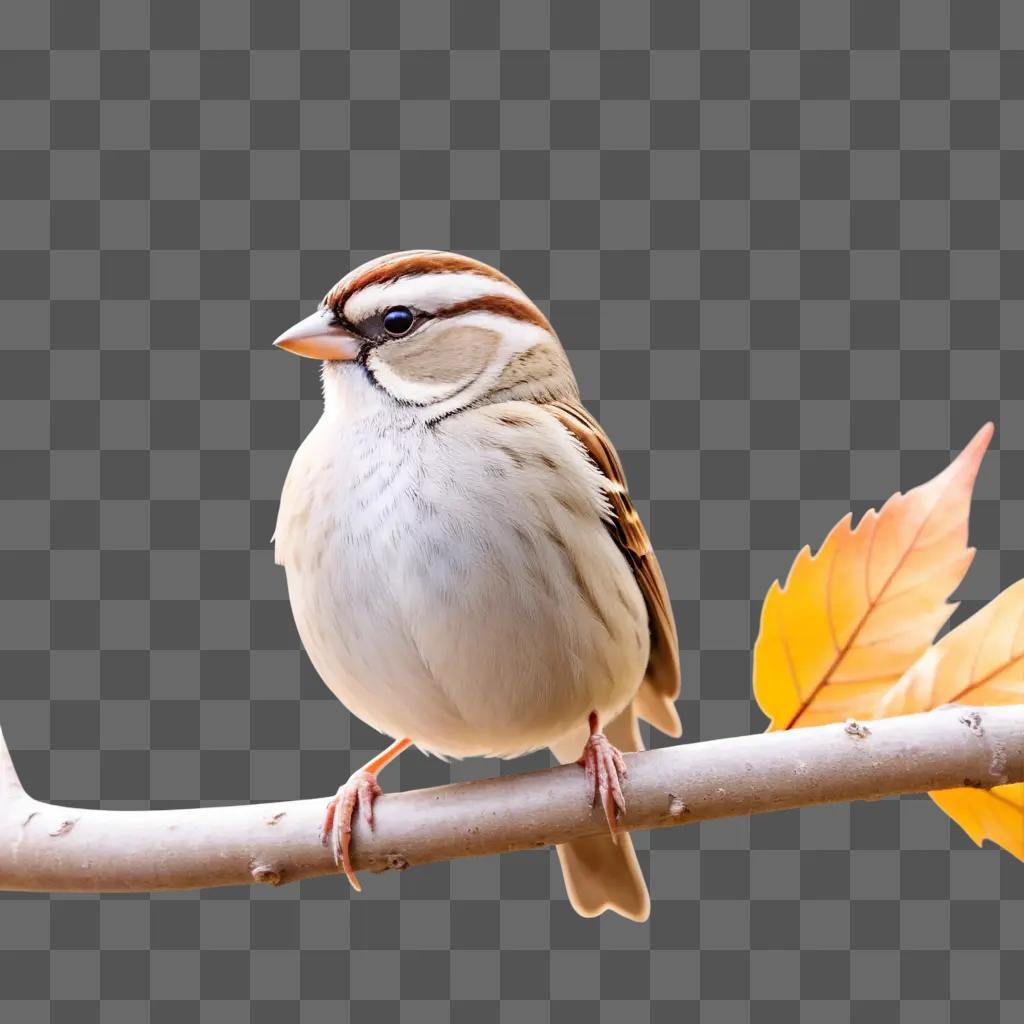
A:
324;250;511;307
322;250;552;332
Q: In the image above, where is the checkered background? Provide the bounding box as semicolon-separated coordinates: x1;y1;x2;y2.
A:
1;0;1023;1020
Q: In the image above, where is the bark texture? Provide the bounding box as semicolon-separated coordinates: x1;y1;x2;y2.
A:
1;705;1021;893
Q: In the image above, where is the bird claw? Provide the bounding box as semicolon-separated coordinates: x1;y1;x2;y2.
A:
320;769;383;891
577;730;627;837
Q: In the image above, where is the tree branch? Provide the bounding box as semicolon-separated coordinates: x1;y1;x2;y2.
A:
0;719;21;796
1;705;1021;893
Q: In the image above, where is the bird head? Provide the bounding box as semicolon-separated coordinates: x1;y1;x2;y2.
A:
273;250;577;420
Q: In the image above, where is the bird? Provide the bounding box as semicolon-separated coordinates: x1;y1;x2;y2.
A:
272;250;681;920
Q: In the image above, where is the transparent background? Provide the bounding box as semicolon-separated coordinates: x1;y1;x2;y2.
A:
1;1;1023;1020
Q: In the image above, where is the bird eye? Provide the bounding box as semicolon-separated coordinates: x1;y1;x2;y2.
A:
382;306;415;336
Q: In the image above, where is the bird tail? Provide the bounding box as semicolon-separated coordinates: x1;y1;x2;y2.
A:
549;702;650;922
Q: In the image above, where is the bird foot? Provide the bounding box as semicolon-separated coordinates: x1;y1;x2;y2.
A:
320;769;382;891
576;716;627;838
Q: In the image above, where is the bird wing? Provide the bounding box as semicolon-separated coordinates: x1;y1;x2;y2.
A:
543;399;682;737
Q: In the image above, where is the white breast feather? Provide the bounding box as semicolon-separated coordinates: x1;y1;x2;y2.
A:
274;372;648;758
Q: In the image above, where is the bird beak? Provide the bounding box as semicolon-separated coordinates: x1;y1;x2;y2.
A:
273;309;361;361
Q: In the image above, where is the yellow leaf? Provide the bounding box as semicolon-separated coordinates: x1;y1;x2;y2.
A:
877;578;1024;717
753;423;992;731
874;579;1024;859
931;785;1024;860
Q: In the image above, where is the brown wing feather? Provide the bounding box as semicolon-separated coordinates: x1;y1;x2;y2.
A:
544;399;682;737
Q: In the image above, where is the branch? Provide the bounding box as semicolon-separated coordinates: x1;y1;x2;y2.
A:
0;720;21;797
1;705;1021;893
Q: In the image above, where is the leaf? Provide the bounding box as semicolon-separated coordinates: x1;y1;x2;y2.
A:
753;424;993;731
930;785;1024;860
877;578;1024;717
875;579;1024;860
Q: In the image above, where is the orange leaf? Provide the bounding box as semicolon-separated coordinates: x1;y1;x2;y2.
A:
930;785;1024;860
875;579;1024;860
753;423;992;731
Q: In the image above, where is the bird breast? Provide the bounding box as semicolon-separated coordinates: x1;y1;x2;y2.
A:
274;394;649;758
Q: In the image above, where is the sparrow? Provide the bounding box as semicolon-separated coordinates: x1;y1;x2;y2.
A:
272;250;681;921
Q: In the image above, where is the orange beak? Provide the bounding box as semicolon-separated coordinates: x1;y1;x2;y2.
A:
273;309;361;361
